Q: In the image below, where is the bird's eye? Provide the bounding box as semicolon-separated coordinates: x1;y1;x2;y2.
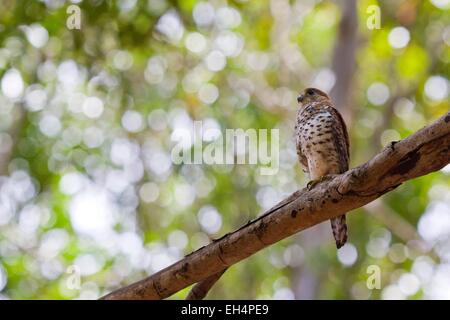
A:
307;89;314;96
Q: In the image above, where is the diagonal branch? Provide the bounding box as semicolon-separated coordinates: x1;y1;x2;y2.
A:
101;111;450;300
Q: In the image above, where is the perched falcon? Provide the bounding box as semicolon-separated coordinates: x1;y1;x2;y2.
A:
295;88;350;249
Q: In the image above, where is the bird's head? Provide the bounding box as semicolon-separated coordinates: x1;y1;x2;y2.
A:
297;88;330;108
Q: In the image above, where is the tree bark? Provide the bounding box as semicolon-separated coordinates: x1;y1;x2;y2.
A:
101;111;450;300
330;0;357;119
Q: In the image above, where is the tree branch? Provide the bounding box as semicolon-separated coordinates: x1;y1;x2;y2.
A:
101;111;450;300
185;268;228;300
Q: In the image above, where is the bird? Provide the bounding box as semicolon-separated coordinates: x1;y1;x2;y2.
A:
294;87;350;249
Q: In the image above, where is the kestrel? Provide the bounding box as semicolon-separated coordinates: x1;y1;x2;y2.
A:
295;88;350;249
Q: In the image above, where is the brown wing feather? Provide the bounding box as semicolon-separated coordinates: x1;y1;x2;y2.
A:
327;105;349;248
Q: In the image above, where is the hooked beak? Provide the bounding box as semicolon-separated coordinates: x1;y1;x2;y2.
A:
297;94;304;103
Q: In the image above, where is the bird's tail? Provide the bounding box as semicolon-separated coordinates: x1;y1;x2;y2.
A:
330;214;347;249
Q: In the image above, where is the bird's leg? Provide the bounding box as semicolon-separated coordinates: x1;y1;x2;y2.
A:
307;174;338;191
